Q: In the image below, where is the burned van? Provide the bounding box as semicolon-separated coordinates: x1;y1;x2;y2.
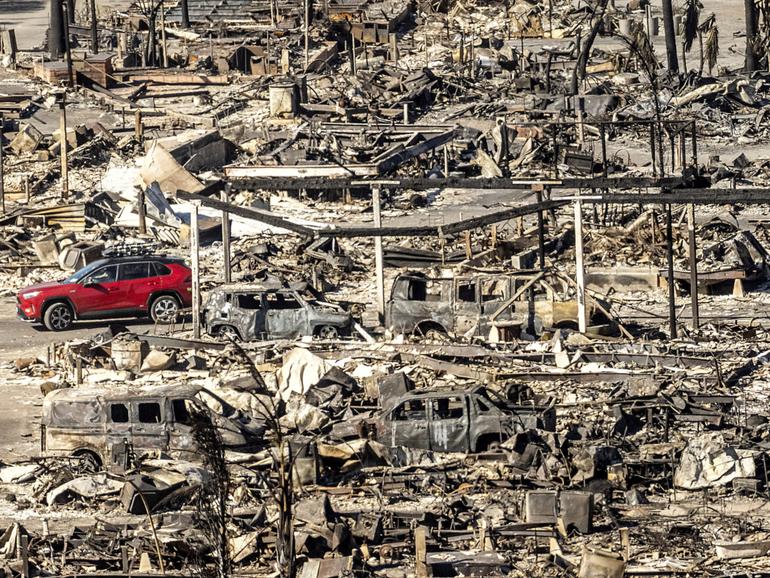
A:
385;271;604;338
41;385;248;472
202;282;352;341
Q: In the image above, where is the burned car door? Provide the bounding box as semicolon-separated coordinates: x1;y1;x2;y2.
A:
386;276;453;334
385;399;430;450
429;396;471;452
232;293;266;340
265;290;308;339
131;400;169;453
477;277;511;334
453;279;481;335
106;400;133;470
168;398;197;455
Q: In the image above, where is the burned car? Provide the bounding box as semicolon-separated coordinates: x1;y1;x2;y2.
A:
41;385;254;472
366;386;555;453
202;282;352;341
385;271;606;338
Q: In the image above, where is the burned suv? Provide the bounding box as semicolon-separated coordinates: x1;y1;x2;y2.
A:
367;386;555;453
202;282;352;341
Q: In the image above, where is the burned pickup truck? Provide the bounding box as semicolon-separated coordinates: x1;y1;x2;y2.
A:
385;271;606;338
203;282;352;341
365;386;555;453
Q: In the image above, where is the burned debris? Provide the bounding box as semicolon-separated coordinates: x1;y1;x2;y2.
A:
5;0;770;575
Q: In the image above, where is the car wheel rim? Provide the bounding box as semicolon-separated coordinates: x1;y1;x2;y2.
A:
319;326;338;339
51;307;71;329
219;327;237;341
154;299;177;321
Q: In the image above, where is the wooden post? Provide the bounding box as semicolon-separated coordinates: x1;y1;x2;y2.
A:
688;203;699;329
19;534;29;578
665;200;677;338
75;356;82;385
349;26;357;75
574;192;587;333
222;185;232;283
190;202;201;339
443;145;449;176
137;186;147;234
0;113;4;215
135;110;143;142
160;0;168;68
389;32;398;63
464;230;472;259
24;174;30;205
59;95;69;199
373;186;385;325
415;526;428;578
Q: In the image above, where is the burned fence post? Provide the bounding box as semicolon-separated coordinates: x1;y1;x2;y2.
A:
574;190;587;333
58;93;69;200
160;0;168;68
688;203;699;329
415;526;428;578
222;184;232;283
190;201;201;339
137;186;147;235
135;110;144;143
373;185;385;325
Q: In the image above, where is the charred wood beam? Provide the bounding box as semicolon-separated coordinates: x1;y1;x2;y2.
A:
177;191;566;238
569;188;770;204
228;176;686;192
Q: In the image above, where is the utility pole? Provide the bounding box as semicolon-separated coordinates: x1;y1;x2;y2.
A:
90;0;98;54
372;185;385;325
58;94;69;199
190;202;201;339
221;185;232;283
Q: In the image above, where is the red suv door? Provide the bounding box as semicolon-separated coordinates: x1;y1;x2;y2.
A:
118;261;155;312
70;264;125;315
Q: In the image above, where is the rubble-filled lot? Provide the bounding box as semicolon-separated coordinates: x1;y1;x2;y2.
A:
5;0;770;575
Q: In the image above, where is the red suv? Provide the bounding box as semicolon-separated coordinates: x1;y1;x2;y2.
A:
17;256;193;331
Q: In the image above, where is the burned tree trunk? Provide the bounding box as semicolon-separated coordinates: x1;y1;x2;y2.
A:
570;0;610;95
661;0;679;73
745;0;758;72
144;15;159;67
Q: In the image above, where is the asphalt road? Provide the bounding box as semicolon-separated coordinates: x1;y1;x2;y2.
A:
0;297;157;462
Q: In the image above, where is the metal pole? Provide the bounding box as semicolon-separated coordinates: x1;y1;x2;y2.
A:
190;202;201;339
90;0;98;54
373;185;385;325
222;184;232;284
304;0;310;72
575;192;587;333
59;95;69;199
49;0;64;59
160;0;168;68
62;2;74;87
665;199;677;338
688;203;699;329
0;113;4;215
535;185;545;270
181;0;190;28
